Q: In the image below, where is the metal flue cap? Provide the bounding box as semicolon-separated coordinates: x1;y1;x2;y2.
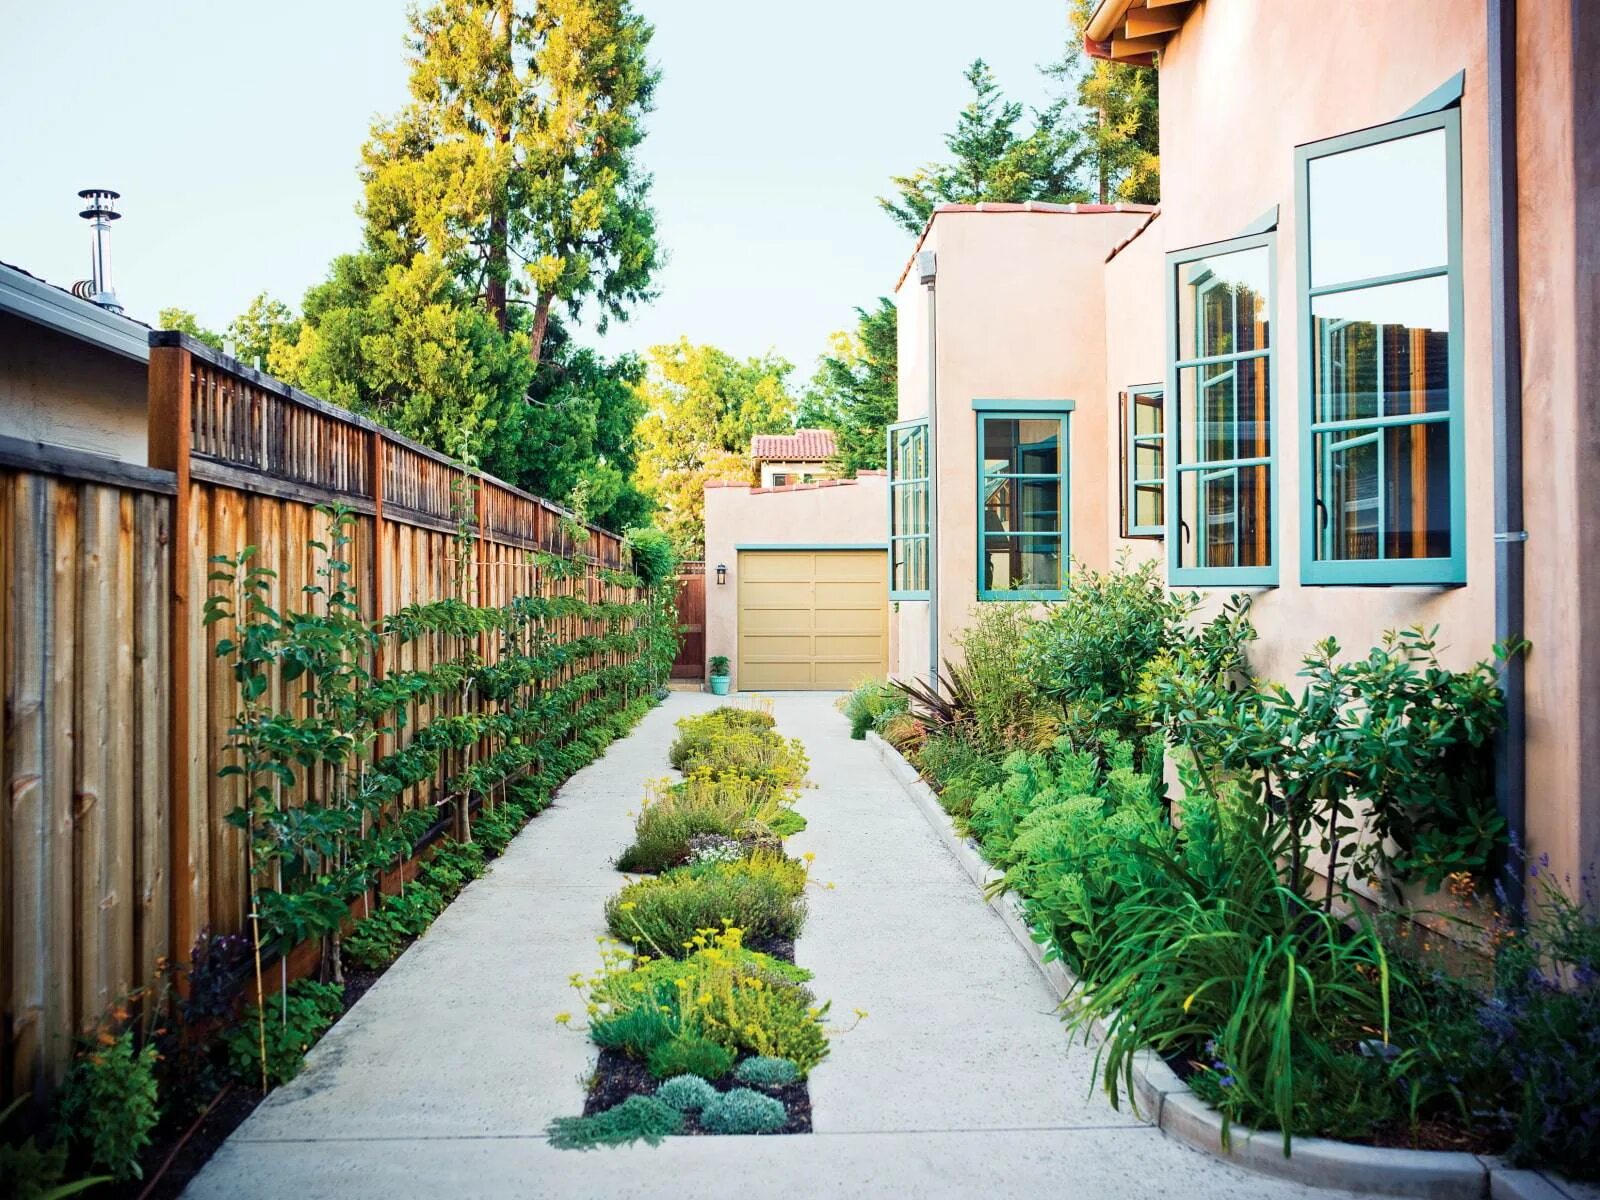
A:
77;188;121;220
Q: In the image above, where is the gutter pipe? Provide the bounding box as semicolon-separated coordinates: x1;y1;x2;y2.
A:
918;249;940;693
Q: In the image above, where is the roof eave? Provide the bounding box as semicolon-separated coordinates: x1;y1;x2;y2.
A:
0;262;149;363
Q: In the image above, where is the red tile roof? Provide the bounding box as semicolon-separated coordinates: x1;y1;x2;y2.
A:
750;428;836;461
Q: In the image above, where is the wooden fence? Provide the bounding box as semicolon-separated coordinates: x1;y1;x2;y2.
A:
2;332;638;1104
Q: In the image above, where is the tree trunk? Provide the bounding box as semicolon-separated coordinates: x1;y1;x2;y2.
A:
529;290;554;366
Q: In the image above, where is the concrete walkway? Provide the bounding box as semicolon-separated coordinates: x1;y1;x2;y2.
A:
186;692;1372;1199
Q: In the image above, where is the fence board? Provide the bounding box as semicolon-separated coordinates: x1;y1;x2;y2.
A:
4;333;641;1100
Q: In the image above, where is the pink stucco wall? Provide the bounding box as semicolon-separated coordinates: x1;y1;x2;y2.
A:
884;2;1597;880
890;206;1152;682
702;475;892;693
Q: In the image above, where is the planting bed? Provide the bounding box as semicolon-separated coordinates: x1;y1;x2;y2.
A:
548;701;833;1147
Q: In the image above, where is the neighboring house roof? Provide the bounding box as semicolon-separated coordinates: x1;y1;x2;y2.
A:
894;201;1159;289
751;428;836;462
0;258;150;362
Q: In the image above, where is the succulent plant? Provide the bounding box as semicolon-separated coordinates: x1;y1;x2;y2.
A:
655;1074;718;1113
699;1086;787;1135
545;1095;682;1150
686;833;745;866
733;1055;799;1087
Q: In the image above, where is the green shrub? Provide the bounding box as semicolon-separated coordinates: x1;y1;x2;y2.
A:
1021;557;1200;743
583;927;830;1077
916;729;1002;791
344;882;446;970
840;679;906;740
606;853;808;957
647;1035;734;1081
546;1095;683;1150
733;1055;799;1087
54;1029;159;1181
589;984;678;1059
624;526;679;588
768;808;807;837
616;776;784;873
225;980;345;1090
699;1087;786;1134
655;1074;718;1112
956;606;1049;753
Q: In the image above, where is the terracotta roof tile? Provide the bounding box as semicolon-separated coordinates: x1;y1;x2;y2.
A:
750;428;836;461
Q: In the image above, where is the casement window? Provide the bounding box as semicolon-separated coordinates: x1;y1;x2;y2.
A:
1120;385;1165;538
887;419;929;598
1296;108;1464;584
975;402;1070;600
1166;233;1278;585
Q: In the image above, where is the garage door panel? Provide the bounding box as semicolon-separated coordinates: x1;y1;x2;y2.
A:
743;554;817;583
813;661;880;688
739;660;816;686
814;551;884;581
740;607;814;635
814;608;882;635
814;634;884;658
737;549;887;691
742;634;814;659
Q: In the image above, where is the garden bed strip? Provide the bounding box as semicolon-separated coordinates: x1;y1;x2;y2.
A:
865;729;1586;1200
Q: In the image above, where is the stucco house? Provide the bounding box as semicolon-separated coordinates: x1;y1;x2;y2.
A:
750;428;838;487
703;0;1595;887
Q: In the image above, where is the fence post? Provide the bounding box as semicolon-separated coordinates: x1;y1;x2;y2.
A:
146;343;195;974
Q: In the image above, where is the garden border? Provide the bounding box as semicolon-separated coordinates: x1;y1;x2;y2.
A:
863;730;1585;1200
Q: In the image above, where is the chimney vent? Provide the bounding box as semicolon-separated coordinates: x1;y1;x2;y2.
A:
76;188;122;313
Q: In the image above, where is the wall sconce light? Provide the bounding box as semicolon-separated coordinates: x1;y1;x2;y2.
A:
715;563;728;586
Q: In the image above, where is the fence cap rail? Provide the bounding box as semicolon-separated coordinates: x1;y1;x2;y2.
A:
149;329;623;551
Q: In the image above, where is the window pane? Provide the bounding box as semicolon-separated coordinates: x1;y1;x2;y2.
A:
1177;364;1271;465
1309;129;1447;287
1311;276;1451;423
1175;464;1271;570
1134;482;1163;528
982;535;1061;593
1312;423;1450;562
981;478;1063;536
983;418;1060;476
1133;441;1162;481
893;537;928;592
1133;392;1163;435
1178;247;1271;360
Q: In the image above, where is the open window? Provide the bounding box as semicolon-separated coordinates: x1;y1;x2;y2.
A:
1166;234;1277;586
1120;385;1165;538
887;419;929;599
1297;108;1464;585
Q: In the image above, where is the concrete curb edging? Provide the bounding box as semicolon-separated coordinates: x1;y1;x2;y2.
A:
862;730;1587;1200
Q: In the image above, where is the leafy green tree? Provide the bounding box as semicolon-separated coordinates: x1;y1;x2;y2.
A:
879;60;1088;235
271;251;535;466
633;340;796;552
794;298;898;475
1049;2;1159;204
157;307;223;350
362;0;660;364
226;292;301;369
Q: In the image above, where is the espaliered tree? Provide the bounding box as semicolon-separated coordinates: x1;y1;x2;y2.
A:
362;0;660;364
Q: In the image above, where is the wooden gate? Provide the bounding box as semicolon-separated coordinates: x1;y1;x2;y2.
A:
672;562;706;679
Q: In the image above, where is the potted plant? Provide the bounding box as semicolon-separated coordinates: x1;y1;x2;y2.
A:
708;655;731;695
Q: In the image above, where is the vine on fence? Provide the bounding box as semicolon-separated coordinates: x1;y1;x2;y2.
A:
206;503;679;1085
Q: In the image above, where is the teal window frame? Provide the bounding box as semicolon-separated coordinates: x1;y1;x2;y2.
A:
1165;231;1280;587
1295;108;1466;586
974;403;1072;601
1121;384;1165;538
886;418;930;600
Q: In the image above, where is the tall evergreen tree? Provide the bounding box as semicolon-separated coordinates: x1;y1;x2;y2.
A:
363;0;660;364
1048;1;1160;204
794;298;898;476
879;60;1088;235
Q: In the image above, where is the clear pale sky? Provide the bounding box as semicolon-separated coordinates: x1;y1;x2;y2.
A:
0;1;1068;374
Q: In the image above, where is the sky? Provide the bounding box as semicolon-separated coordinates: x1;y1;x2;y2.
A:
0;0;1070;376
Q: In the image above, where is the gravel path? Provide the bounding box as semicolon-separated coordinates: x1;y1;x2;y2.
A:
186;692;1373;1199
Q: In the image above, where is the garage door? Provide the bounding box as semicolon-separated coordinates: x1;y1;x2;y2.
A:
737;549;888;690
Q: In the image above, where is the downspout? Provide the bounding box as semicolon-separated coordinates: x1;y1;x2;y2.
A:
918;250;940;692
1488;0;1528;915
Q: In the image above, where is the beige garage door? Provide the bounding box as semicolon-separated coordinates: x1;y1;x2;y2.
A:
737;549;888;690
